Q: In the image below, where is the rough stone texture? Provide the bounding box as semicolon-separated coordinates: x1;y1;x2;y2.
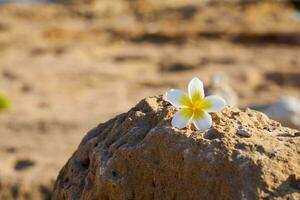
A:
52;95;300;200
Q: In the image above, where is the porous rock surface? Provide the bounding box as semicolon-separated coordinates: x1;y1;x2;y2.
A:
52;96;300;200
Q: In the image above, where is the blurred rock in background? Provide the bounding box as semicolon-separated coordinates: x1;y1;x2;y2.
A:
260;96;300;129
207;72;238;107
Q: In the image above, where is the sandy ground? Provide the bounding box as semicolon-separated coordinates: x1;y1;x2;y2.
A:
0;0;299;198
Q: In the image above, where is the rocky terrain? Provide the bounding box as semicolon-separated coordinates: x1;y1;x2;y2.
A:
52;96;300;200
0;0;299;199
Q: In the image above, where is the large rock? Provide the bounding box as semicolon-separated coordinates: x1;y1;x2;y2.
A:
52;96;300;200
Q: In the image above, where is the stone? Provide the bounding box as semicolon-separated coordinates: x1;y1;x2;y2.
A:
261;96;300;129
52;96;300;200
207;72;239;107
236;126;252;138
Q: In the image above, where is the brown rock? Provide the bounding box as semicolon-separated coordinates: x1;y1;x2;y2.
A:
52;95;299;200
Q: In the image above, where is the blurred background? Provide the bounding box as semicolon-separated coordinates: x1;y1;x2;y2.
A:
0;0;299;199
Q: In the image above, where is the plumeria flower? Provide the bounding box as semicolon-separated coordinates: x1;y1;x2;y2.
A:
166;77;226;130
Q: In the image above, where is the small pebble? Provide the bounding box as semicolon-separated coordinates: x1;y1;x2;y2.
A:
294;132;300;137
237;127;251;138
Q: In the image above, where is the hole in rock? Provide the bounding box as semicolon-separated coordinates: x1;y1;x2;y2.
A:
81;159;90;169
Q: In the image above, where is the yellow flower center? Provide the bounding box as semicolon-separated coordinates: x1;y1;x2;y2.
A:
180;91;211;119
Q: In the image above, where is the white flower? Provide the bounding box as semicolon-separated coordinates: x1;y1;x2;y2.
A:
166;77;226;130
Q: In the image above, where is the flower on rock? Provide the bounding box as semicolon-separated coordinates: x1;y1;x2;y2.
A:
166;77;226;130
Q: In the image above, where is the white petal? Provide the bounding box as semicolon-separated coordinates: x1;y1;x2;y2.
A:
203;95;226;112
193;111;212;130
188;77;205;100
166;89;187;108
171;109;193;129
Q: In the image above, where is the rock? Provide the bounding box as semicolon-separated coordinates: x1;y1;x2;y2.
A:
207;72;239;107
236;126;252;138
261;96;300;129
52;96;300;200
